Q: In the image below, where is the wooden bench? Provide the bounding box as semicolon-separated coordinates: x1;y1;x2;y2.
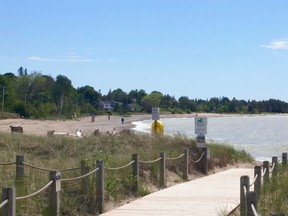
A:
10;126;23;134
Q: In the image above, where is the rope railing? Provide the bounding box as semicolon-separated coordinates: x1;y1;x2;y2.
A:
166;153;185;160
269;162;276;174
239;156;286;216
61;167;100;182
251;203;259;216
16;180;53;201
139;157;162;164
243;185;248;195
1;147;209;215
0;199;8;208
0;161;16;166
250;173;259;187
106;160;135;171
22;162;81;172
190;152;205;163
262;167;267;177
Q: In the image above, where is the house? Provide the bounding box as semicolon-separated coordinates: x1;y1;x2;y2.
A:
99;100;122;111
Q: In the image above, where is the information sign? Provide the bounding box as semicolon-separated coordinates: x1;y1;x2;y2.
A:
152;107;160;120
195;117;207;134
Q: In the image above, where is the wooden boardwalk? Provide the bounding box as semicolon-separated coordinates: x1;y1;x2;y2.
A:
101;168;254;216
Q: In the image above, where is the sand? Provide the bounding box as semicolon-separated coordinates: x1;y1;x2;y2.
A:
0;113;223;136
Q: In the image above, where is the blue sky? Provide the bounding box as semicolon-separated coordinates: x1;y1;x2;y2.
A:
1;0;288;101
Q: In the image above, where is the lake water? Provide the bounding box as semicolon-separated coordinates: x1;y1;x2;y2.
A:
132;115;288;161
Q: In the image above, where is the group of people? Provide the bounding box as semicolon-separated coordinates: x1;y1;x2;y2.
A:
107;114;125;125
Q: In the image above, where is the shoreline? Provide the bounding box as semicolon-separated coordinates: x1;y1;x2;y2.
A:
0;112;286;137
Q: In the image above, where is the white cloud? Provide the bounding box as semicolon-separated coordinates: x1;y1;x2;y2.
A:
28;56;51;61
28;55;94;63
261;38;288;50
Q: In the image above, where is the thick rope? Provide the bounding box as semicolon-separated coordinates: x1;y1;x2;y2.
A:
23;162;80;172
166;153;185;161
243;185;248;197
262;168;267;178
190;152;205;163
0;199;8;208
0;162;16;166
139;157;162;164
16;180;53;201
251;203;259;216
269;162;276;174
106;161;135;170
250;173;259;187
61;167;99;182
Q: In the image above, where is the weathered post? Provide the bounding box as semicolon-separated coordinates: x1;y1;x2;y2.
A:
282;153;287;167
81;160;90;193
132;154;139;195
240;175;250;216
96;160;104;214
49;171;61;216
272;156;278;178
183;148;189;181
263;161;270;185
2;187;16;216
160;152;166;188
202;147;208;175
254;166;262;199
246;191;257;216
16;155;24;181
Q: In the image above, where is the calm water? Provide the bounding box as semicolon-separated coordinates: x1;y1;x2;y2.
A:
132;115;288;161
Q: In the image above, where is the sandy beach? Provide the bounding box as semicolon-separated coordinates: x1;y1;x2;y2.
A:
0;113;222;136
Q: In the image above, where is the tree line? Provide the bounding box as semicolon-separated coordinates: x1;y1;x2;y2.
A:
0;68;288;119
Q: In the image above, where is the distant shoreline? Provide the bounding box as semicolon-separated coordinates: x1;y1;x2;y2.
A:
0;112;287;136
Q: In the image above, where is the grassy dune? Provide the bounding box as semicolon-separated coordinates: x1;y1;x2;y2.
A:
0;132;253;215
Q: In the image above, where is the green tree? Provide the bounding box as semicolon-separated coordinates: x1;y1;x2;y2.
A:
141;92;163;113
178;96;191;110
53;75;74;115
77;85;101;113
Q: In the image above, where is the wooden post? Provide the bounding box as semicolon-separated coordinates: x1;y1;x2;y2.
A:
81;160;90;193
96;160;104;214
263;161;270;185
254;166;262;199
2;187;16;216
202;147;208;175
282;153;287;167
132;154;139;195
159;152;166;188
240;175;250;216
183;148;189;181
16;155;24;181
246;191;257;216
272;156;278;178
49;171;61;216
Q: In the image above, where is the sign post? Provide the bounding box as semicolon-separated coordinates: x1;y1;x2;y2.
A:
152;107;160;121
195;117;207;135
195;117;209;174
151;107;164;135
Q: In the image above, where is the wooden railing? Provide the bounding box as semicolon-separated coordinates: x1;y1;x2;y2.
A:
239;153;288;216
0;147;208;215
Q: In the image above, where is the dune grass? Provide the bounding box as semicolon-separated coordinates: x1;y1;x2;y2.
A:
0;132;253;215
257;165;288;215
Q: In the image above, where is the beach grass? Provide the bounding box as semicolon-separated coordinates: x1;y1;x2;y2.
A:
0;132;253;215
257;165;288;215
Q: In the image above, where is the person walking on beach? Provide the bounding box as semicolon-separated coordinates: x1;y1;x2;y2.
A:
121;117;124;125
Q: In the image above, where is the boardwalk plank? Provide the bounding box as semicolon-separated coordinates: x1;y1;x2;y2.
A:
101;168;254;216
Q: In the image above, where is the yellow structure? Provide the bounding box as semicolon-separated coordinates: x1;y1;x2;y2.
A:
151;120;164;135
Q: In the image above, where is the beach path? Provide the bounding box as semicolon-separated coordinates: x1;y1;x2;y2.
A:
101;168;254;216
